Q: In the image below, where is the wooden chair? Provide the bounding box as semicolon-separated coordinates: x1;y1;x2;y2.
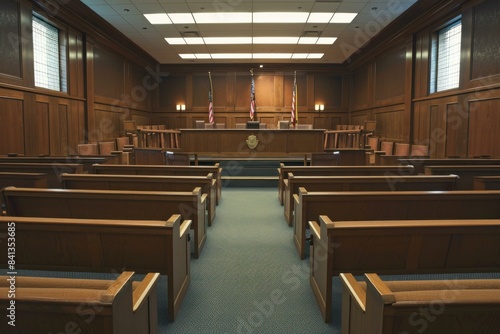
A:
204;123;215;129
195;120;205;128
259;123;267;129
116;136;131;151
77;143;98;156
98;141;116;155
296;124;313;129
279;121;290;129
235;123;246;129
394;142;410;156
215;123;226;129
411;144;429;156
367;136;379;150
379;141;394;155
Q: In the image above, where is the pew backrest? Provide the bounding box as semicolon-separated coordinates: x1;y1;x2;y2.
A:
277;164;415;204
283;173;459;225
2;186;207;258
0;163;83;187
0;271;160;334
0;215;190;322
294;189;500;259
474;176;500;190
309;216;500;322
424;165;500;189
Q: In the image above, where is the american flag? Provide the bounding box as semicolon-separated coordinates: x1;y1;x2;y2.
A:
250;70;256;121
208;72;214;123
291;72;297;127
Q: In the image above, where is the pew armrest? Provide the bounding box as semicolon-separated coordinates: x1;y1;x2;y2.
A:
340;273;367;312
180;219;192;238
132;272;160;312
201;193;208;204
365;273;397;304
293;194;300;205
308;220;321;240
101;271;135;303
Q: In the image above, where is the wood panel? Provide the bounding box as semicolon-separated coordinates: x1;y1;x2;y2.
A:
0;0;21;78
351;66;370;109
374;46;406;101
471;0;500;80
159;75;185;109
468;99;500;157
0;95;24;155
314;74;342;108
373;105;406;141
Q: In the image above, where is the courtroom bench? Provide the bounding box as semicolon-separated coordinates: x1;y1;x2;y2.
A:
283;173;458;225
424;165;500;189
61;172;217;226
308;216;500;322
0;172;48;214
0;271;160;334
0;163;83;187
395;157;500;174
341;272;500;334
0;214;190;322
1;186;206;259
277;164;415;205
294;189;500;259
474;176;500;190
0;155;111;173
92;163;222;205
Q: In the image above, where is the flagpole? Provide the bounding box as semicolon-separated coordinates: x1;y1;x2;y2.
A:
250;69;255;121
208;71;214;123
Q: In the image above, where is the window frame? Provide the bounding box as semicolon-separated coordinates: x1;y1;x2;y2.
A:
32;11;68;93
429;16;462;94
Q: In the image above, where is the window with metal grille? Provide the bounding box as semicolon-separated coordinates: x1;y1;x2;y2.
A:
32;14;67;92
430;19;462;93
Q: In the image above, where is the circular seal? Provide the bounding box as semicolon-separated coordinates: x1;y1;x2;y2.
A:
246;135;259;150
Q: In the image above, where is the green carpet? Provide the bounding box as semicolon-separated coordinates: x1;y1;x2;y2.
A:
163;187;338;333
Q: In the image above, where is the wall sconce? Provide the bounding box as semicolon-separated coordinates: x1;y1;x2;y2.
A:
315;104;324;111
176;104;186;111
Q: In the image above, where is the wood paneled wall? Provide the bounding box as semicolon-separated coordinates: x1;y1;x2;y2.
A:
0;0;156;156
348;0;500;158
153;68;349;130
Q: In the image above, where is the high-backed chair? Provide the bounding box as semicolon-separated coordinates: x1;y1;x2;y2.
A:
411;144;429;156
116;136;131;151
379;141;394;155
215;123;226;129
77;143;98;156
195;120;205;129
367;136;379;150
296;124;313;129
204;123;215;129
259;123;267;129
235;123;246;129
98;141;116;155
394;142;410;156
279;121;290;129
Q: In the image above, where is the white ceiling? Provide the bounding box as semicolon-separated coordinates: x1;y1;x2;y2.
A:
80;0;419;64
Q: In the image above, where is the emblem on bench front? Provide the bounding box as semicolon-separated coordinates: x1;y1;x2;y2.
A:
246;135;259;150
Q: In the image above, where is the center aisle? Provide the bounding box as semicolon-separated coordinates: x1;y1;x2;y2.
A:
163;187;339;333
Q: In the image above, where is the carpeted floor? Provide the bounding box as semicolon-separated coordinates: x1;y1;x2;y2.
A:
162;187;338;333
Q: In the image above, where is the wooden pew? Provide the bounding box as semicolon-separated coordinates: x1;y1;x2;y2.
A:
92;163;222;205
341;272;500;334
309;216;500;322
0;172;48;214
277;164;415;205
0;156;111;173
0;163;83;188
424;165;500;189
0;214;190;322
474;176;500;190
396;157;500;174
294;189;500;259
283;174;459;225
60;172;217;226
2;186;206;258
0;271;160;333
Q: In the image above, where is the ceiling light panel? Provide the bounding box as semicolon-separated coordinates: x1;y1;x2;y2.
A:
330;12;358;23
253;37;299;44
144;13;171;24
167;13;195;24
307;13;334;23
253;12;310;23
193;12;252;24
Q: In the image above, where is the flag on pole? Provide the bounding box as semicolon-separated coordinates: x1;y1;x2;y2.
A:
208;71;214;123
291;71;298;127
250;69;256;121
